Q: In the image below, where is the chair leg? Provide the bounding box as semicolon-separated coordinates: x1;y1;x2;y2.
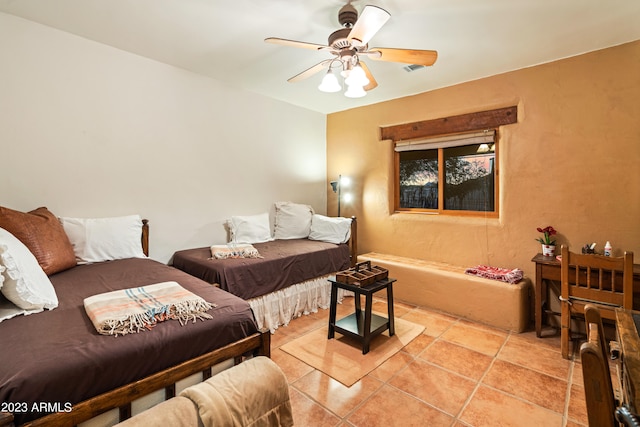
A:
561;326;569;359
561;302;570;359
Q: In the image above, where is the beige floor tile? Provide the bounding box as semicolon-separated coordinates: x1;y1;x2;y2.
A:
571;360;584;390
401;332;435;356
400;308;458;337
566;382;588;426
440;323;507;356
482;359;568;413
459;385;563;427
509;328;563;354
292;370;383;418
457;318;510;336
347;384;454;427
389;358;477;416
270;326;296;350
288;387;341;427
274;300;593;426
280;313;326;337
498;335;572;380
420;340;493;381
390;300;417;316
368;350;414;382
271;348;314;383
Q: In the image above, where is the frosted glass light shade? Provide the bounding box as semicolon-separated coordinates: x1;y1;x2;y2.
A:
318;70;342;93
344;84;366;98
344;64;369;87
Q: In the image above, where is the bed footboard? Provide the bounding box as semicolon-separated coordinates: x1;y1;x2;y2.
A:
349;216;357;267
0;413;13;427
16;331;270;427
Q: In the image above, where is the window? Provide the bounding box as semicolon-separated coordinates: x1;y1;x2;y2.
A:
395;131;498;216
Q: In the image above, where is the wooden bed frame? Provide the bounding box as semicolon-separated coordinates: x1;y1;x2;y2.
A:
348;216;358;267
0;220;271;427
0;332;270;427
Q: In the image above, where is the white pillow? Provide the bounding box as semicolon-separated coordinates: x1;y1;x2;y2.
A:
273;202;314;240
0;227;58;312
60;215;147;264
0;294;31;323
228;213;273;244
309;215;352;244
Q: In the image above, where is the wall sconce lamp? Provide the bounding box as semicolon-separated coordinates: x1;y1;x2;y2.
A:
330;175;351;217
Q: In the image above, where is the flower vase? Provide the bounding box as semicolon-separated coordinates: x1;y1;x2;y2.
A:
542;244;556;257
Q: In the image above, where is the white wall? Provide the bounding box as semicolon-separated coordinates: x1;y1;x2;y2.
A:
0;12;328;263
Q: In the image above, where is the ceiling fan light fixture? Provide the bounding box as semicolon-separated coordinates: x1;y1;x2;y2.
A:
318;69;342;93
344;63;369;87
265;4;438;100
344;83;366;98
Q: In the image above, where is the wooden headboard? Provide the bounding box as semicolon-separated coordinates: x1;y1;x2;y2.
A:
349;216;357;267
142;219;149;257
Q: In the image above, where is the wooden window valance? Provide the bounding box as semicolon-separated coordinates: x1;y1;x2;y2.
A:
380;106;517;142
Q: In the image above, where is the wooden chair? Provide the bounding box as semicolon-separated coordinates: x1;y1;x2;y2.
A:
616;406;640;426
581;316;616;427
560;245;634;359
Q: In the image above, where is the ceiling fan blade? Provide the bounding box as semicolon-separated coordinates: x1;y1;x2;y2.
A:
265;37;329;51
368;48;438;66
287;60;332;83
360;61;378;91
347;5;391;46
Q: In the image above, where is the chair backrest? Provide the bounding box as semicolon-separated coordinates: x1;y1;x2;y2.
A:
584;304;612;385
581;321;616;427
561;245;634;316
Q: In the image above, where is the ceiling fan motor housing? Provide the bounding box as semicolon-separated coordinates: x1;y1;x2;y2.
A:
328;28;352;49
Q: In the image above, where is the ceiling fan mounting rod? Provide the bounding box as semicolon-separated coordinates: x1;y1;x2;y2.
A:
338;4;358;28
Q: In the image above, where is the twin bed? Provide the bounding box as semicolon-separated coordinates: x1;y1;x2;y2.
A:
172;217;357;332
0;208;356;426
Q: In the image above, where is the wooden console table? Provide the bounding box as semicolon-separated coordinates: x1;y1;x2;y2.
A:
532;254;640;338
328;277;396;354
615;308;640;413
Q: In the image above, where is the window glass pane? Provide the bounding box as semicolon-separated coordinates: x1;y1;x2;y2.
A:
399;150;438;209
443;144;495;211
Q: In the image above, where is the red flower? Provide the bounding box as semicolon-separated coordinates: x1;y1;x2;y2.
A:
536;226;557;245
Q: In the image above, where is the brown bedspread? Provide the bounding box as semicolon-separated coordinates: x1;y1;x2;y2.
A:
172;239;351;300
0;258;258;425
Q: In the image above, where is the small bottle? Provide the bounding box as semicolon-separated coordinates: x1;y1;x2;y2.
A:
604;241;612;257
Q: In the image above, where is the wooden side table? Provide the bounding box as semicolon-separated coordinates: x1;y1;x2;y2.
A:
531;253;562;337
532;253;640;338
328;277;396;354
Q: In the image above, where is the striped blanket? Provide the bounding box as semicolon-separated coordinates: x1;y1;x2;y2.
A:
84;281;215;336
210;244;262;259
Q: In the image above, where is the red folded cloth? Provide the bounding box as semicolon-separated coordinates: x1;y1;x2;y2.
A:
464;265;523;284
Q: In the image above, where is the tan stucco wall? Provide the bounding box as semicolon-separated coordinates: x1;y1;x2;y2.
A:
327;40;640;283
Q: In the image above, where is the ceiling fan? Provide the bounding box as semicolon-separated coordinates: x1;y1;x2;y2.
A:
265;3;438;98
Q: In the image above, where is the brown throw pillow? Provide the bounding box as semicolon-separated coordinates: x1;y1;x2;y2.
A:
0;206;76;275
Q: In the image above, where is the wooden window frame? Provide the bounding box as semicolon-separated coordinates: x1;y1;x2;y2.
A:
381;106;517;217
393;132;499;217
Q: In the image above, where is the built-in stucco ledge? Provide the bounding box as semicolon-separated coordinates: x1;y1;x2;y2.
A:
358;252;531;333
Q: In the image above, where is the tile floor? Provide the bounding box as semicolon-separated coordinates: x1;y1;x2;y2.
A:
269;296;599;427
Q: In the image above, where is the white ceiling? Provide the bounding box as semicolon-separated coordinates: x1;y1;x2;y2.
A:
1;0;639;114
